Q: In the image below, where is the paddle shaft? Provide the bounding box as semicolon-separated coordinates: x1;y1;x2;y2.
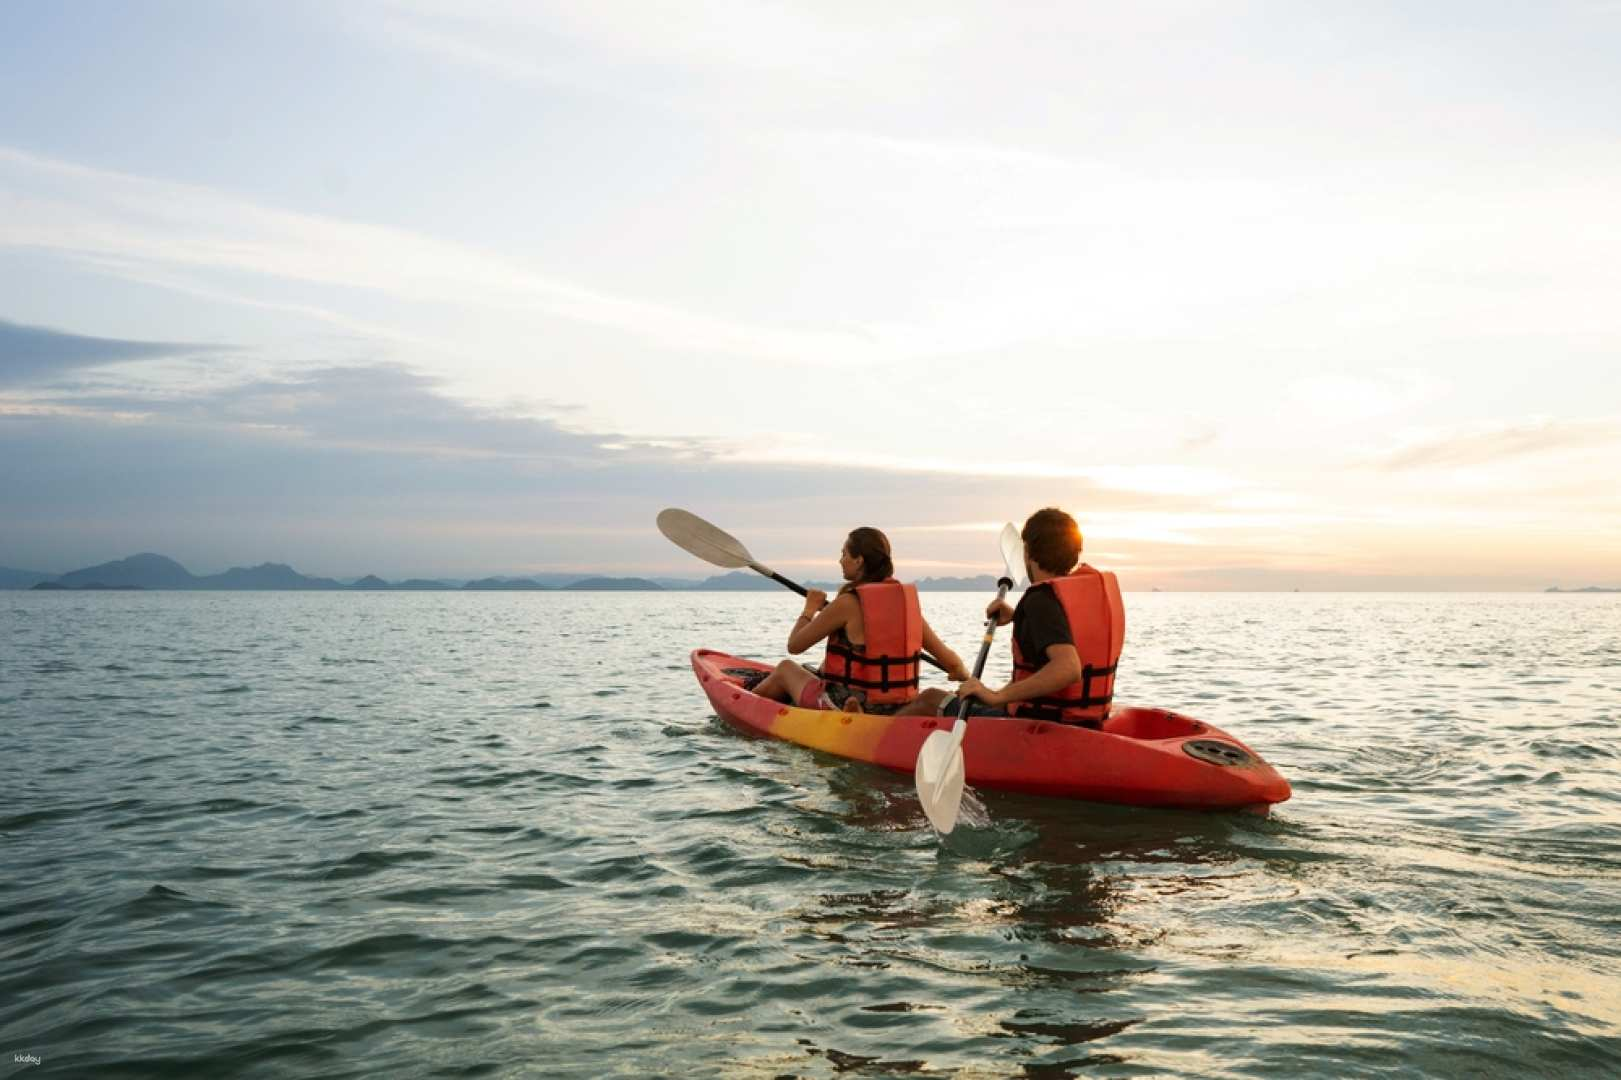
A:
957;576;1015;722
749;563;810;597
752;563;950;674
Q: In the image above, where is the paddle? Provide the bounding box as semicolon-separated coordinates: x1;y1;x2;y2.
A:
914;522;1025;835
656;508;949;672
656;508;812;597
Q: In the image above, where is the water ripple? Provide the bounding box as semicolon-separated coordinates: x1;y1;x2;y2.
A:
2;590;1618;1077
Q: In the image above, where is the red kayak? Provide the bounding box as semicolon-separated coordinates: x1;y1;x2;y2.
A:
693;649;1291;813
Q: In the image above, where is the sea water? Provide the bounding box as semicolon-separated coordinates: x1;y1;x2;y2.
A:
2;591;1618;1078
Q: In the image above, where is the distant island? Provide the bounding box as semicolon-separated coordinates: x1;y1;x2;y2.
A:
459;577;552;591
13;554;650;591
29;581;144;591
688;571;1001;592
5;554;1006;592
14;556;1617;594
564;577;663;591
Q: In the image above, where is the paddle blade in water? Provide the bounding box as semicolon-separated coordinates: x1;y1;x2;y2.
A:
915;729;967;834
656;509;754;569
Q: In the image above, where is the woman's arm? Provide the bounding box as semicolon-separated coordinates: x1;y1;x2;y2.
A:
921;619;969;682
787;590;855;655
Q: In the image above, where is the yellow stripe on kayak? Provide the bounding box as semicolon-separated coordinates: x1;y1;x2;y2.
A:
765;704;893;762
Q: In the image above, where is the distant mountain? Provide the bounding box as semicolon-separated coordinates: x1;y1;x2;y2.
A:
689;571;835;591
916;575;1000;591
56;553;196;589
564;577;664;590
693;571;779;591
482;572;610;587
347;575;472;589
46;554;341;590
0;565;54;589
1545;585;1620;593
685;570;996;591
22;554;1003;594
649;578;703;590
201;563;344;590
32;581;141;590
463;577;552;590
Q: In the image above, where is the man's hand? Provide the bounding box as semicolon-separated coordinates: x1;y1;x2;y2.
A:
985;598;1014;626
956;676;1002;706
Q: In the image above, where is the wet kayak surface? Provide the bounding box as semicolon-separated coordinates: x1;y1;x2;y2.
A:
5;590;1619;1077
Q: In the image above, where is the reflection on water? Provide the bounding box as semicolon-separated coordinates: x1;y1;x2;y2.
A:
3;591;1618;1077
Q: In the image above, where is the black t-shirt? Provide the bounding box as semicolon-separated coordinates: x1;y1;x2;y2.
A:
1012;584;1072;667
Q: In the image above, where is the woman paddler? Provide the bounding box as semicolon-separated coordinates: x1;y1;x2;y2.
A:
749;527;969;715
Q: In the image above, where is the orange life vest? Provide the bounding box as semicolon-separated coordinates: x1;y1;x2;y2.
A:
1008;565;1125;724
821;580;924;706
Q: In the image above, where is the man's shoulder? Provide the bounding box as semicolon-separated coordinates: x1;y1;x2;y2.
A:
1016;582;1063;613
1014;586;1066;635
1014;582;1072;644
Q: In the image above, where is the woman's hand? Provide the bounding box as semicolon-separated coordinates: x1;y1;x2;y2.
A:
802;588;827;616
985;598;1014;626
947;663;972;683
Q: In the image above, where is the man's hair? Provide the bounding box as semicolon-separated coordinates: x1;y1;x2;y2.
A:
1022;507;1081;575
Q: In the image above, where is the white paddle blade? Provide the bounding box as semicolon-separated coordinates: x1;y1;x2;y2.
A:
999;522;1026;589
656;508;755;569
915;730;967;834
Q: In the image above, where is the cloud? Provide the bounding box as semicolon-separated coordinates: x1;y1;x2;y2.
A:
364;0;963;99
0;318;213;388
0;145;893;368
7;363;1617;588
1376;417;1621;470
1282;371;1447;426
1;357;1225;576
46;362;664;463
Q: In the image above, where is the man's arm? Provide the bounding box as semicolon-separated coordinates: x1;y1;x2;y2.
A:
960;643;1081;706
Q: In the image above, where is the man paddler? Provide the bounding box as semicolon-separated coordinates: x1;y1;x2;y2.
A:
899;507;1125;727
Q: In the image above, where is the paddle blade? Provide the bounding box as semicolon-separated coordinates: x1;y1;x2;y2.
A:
915;729;968;834
657;509;755;569
999;522;1026;589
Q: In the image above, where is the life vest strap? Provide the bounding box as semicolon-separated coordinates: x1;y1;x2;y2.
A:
1013;661;1117;712
822;642;922;691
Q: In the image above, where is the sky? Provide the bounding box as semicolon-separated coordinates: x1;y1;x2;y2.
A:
2;0;1618;588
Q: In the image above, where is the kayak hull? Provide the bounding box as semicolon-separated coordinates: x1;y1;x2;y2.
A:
692;649;1290;812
